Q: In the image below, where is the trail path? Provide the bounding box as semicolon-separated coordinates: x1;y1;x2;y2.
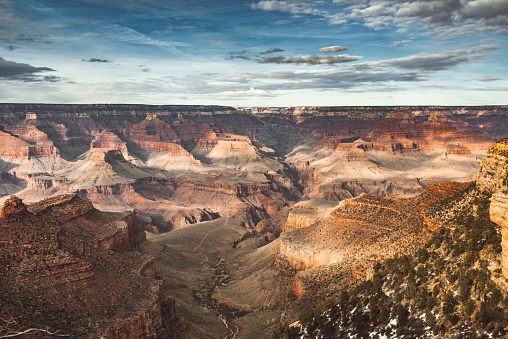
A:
193;217;230;252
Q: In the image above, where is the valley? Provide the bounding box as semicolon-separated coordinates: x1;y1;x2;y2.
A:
0;104;507;338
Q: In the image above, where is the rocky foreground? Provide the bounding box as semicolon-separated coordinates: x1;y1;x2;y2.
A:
0;194;185;338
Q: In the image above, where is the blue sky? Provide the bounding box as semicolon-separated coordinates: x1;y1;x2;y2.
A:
0;0;507;106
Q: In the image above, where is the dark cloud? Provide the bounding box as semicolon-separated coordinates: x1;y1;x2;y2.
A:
395;0;462;24
458;0;508;26
382;45;498;71
260;48;285;55
226;55;251;60
82;58;113;63
258;54;362;65
347;0;508;33
0;57;57;82
0;33;51;45
226;50;252;60
4;45;18;51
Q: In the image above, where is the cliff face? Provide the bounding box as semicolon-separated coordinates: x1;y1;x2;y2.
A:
277;181;471;274
0;194;180;338
478;138;508;193
286;112;494;201
478;138;508;279
284;199;339;232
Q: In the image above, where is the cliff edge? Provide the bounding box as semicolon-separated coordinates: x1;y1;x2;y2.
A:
0;194;181;338
479;138;508;279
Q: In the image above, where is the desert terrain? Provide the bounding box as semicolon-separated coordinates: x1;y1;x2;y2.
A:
0;104;507;337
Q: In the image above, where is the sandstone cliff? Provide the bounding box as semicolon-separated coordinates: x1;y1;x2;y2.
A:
277;182;470;273
478;138;508;279
0;194;181;338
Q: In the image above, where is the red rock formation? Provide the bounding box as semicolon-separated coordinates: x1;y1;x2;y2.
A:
0;194;180;338
277;181;471;273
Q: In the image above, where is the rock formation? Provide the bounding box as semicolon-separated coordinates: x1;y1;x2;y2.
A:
479;138;508;278
0;104;503;235
277;181;470;273
0;194;181;338
283;199;339;232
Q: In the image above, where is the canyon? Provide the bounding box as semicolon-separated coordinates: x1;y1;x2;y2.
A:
0;104;507;337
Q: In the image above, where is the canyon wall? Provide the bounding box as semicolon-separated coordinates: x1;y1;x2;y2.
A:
479;138;508;279
0;194;182;338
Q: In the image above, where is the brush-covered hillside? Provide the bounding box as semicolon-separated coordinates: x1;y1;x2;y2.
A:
273;184;508;338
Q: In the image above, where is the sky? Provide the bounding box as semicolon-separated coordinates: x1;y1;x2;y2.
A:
0;0;507;106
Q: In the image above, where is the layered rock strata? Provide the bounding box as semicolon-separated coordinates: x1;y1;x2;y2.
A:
0;194;179;338
277;181;471;273
480;138;508;279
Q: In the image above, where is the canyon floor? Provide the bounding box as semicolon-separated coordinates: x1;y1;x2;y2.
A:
0;104;507;337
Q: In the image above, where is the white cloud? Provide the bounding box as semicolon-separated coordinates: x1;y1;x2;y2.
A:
320;45;348;53
474;75;503;82
251;1;347;24
351;4;396;18
258;54;362;65
212;87;274;98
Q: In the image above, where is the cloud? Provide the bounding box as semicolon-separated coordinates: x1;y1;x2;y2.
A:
260;48;285;55
4;45;18;50
226;55;251;60
226;50;252;60
474;75;503;82
320;45;348;53
458;0;508;25
205;40;224;46
395;0;462;24
258;54;362;65
391;40;413;47
104;25;187;53
351;3;396;18
82;58;112;63
151;26;173;35
80;32;110;40
212;87;274;98
0;57;58;82
165;61;427;97
0;0;52;45
382;45;498;71
251;1;347;24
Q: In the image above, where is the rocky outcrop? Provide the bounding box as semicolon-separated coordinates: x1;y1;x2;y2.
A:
0;194;27;220
479;138;508;279
491;193;508;278
478;138;508;193
0;194;178;338
277;181;471;273
284;199;339;232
